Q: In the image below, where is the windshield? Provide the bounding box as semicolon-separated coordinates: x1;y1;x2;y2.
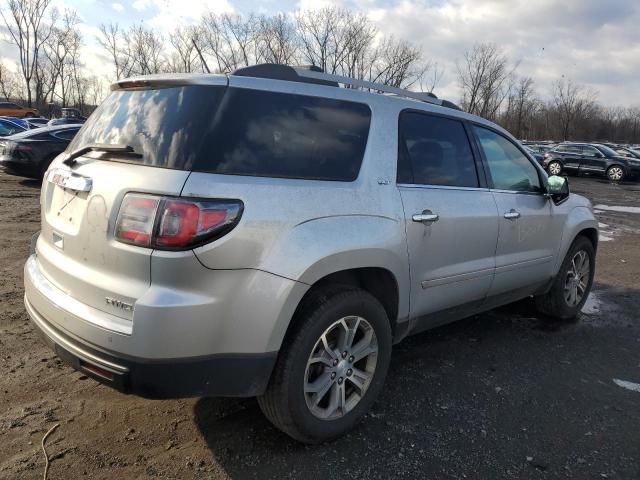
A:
70;85;372;181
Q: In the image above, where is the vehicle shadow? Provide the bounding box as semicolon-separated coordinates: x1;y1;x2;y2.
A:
193;284;640;479
19;178;42;189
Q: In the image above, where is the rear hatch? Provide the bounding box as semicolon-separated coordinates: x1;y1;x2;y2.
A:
36;76;227;324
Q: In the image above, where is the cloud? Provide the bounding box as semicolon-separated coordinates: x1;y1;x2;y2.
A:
363;0;640;105
132;0;235;30
111;2;124;12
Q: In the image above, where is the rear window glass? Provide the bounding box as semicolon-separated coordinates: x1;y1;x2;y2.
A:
71;86;371;181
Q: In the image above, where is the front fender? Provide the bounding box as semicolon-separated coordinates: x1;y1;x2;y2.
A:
553;206;598;274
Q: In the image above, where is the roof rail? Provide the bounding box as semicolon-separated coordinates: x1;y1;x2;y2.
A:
292;67;445;107
232;63;460;110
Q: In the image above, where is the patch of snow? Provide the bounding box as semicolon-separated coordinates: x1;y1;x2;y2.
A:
598;222;609;228
613;378;640;393
599;234;614;242
593;204;640;214
582;293;602;314
593;209;604;214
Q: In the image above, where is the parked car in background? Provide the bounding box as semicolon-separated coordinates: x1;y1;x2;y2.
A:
23;64;598;444
532;144;555;154
0;124;81;178
48;108;86;126
0;116;30;129
0;117;28;137
25;117;50;129
523;145;544;165
543;143;640;181
0;101;39;118
601;143;640;159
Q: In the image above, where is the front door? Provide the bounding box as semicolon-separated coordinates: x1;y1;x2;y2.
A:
579;145;607;174
472;126;556;297
397;111;499;319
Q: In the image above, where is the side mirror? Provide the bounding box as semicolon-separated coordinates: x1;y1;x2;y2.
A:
594;152;603;158
546;175;570;204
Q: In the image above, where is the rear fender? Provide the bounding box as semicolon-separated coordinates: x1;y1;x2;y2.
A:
262;214;410;349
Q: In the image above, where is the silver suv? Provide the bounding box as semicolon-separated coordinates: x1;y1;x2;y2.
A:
24;64;598;443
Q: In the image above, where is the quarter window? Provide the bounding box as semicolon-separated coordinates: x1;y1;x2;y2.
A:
473;126;542;193
397;112;479;187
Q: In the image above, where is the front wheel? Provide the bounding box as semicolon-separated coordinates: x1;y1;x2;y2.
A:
606;165;625;182
535;236;595;319
258;288;392;443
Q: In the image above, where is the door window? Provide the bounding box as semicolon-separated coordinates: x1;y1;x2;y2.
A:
473;126;542;193
557;145;581;153
581;146;600;157
397;112;479;187
52;129;79;141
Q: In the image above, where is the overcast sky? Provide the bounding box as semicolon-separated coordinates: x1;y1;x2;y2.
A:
1;0;639;106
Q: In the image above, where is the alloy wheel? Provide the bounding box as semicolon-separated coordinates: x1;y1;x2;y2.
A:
608;166;623;181
304;316;378;420
549;162;562;175
564;250;590;307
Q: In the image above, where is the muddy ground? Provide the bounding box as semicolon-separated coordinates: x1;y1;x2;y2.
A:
1;172;639;479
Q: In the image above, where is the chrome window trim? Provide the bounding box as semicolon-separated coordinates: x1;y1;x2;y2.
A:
397;183;490;192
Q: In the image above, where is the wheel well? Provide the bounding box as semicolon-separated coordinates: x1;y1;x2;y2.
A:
293;267;399;334
577;227;598;251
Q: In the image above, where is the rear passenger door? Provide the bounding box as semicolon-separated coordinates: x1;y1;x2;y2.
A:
397;111;499;319
472;126;556;298
559;145;583;171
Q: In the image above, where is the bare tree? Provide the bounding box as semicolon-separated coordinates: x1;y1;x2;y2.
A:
255;13;298;65
125;25;165;75
200;13;257;73
1;0;56;106
296;7;353;75
503;76;537;138
457;43;515;120
97;23;132;79
168;25;201;73
44;9;80;106
552;78;597;141
368;37;426;88
0;60;21;100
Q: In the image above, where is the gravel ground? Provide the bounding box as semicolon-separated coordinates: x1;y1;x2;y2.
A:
1;172;639;480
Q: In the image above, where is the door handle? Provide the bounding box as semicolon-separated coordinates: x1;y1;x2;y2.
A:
412;212;439;223
504;209;521;220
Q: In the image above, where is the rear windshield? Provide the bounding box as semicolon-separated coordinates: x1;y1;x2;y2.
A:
70;85;371;182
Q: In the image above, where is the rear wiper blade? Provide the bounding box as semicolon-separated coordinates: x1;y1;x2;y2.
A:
63;143;142;166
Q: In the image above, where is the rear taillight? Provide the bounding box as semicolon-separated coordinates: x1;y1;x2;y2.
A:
115;193;243;250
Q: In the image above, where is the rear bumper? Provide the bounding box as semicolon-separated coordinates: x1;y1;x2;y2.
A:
22;252;303;398
25;294;277;398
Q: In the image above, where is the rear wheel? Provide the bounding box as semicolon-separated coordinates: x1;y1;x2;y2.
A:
606;165;625;182
258;288;392;443
547;161;562;176
535;236;595;320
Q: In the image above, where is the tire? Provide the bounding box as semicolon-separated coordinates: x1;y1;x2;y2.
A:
258;287;392;443
535;236;595;320
606;165;625;182
547;161;562;176
39;154;57;179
